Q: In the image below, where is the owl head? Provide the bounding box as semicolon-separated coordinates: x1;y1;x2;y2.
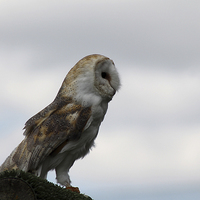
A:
58;54;121;105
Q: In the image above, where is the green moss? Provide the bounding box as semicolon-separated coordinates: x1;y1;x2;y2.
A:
0;170;92;200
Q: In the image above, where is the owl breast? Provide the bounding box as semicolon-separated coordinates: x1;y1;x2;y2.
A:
39;101;107;173
60;101;107;157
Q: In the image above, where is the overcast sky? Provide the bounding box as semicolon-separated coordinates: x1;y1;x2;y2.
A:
0;1;200;200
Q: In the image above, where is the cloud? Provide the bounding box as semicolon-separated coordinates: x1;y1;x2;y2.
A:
116;67;200;130
0;1;200;199
0;1;200;68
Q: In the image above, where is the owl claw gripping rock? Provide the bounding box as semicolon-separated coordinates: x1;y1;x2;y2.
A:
0;54;121;188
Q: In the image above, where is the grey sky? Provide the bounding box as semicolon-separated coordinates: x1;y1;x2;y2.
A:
1;1;200;68
0;1;200;199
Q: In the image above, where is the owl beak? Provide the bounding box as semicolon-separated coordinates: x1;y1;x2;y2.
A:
107;89;116;101
112;89;116;96
110;81;117;96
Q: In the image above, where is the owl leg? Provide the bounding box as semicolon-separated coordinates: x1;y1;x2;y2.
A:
55;168;71;187
55;155;80;193
36;158;51;179
55;155;75;187
38;165;48;179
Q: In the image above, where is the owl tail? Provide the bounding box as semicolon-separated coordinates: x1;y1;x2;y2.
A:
0;140;31;173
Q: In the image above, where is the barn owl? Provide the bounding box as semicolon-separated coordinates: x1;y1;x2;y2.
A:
0;54;120;191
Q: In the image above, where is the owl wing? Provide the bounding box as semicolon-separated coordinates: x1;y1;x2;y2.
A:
13;97;92;171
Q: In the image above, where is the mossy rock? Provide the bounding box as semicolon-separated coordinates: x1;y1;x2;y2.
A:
0;170;92;200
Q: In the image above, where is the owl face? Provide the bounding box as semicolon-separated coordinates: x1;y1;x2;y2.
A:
60;54;120;105
94;58;120;101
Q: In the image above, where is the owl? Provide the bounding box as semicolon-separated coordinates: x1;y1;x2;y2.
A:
0;54;120;192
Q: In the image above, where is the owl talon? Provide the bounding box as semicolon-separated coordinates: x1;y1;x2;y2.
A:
66;186;80;193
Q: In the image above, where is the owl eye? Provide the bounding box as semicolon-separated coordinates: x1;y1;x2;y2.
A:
101;72;107;79
101;71;111;82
